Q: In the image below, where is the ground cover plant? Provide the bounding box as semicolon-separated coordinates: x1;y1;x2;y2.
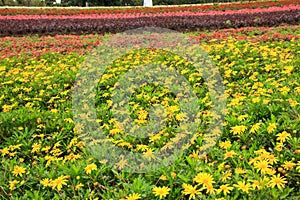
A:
0;2;300;200
0;25;299;199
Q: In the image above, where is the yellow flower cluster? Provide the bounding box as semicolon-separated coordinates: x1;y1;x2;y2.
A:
40;175;69;191
0;34;299;199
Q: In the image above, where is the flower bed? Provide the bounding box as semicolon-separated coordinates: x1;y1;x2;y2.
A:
0;25;299;199
1;25;299;59
0;5;299;36
0;0;299;15
0;34;103;59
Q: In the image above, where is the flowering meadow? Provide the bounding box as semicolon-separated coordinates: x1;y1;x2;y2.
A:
0;1;300;200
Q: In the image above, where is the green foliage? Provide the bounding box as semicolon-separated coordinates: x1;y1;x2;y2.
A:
0;29;299;199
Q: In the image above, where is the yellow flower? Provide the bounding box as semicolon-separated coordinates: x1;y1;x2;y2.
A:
254;148;267;155
282;161;296;170
254;160;269;174
75;183;84;190
217;162;225;170
230;125;247;135
260;151;272;160
278;86;290;95
193;172;215;187
276;131;291;143
288;98;299;107
295;86;300;94
233;181;252;193
0;147;9;157
252;97;260;103
219;140;231;149
50;109;58;113
249;123;261;133
267;123;276;133
9;180;19;190
181;183;201;200
41;145;51;153
265;168;276;176
9;152;17;157
262;98;270;105
149;134;161;143
171;172;176;179
2;104;13;112
85;163;97;175
31;143;41;153
159;175;167;181
51;176;68;191
36;117;42;123
223;150;237;159
64;153;82;163
235;168;246;174
143;149;155;161
167;105;180;113
40;178;52;187
221;171;232;182
282;65;294;75
217;184;233;196
137;109;148;120
12;165;26;177
125;193;141;200
267;154;278;165
9;145;21;152
251;180;261;190
268;174;287;190
275;142;284;152
109;127;123;136
175;112;188;121
152;186;170;199
189;150;199;159
202;183;215;195
136;144;148;152
64;118;74;124
237;114;248;121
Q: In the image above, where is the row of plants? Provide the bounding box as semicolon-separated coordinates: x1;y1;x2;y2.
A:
1;25;300;59
0;0;299;15
190;25;300;42
0;5;299;36
0;27;299;199
3;4;300;19
0;0;264;7
0;34;104;59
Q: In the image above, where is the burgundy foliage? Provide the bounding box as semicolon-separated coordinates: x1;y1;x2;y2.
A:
0;7;299;36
